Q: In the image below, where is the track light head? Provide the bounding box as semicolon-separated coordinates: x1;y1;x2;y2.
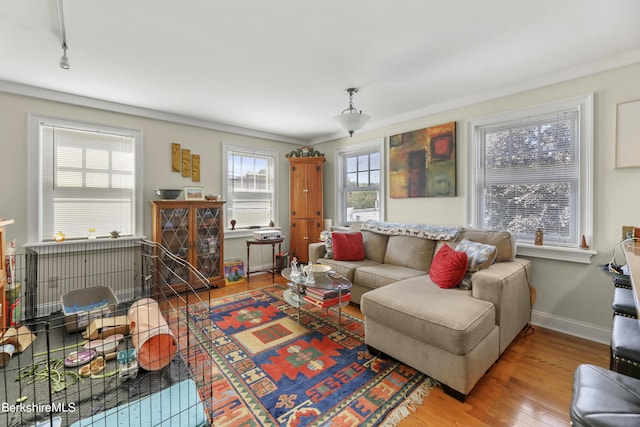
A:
56;0;70;70
59;45;70;70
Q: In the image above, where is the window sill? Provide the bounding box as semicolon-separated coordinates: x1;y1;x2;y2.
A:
25;236;146;253
516;242;596;264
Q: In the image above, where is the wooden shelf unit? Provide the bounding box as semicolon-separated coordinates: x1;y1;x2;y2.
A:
289;157;324;263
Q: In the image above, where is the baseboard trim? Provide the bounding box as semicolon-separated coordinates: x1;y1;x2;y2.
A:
531;310;611;345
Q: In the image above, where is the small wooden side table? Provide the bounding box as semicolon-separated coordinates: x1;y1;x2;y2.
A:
246;238;284;282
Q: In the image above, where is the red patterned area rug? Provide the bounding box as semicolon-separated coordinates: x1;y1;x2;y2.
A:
165;285;434;426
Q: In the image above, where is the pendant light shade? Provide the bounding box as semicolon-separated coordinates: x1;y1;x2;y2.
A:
333;88;370;137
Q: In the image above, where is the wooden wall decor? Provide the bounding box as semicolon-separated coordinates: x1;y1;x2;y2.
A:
192;154;200;182
171;143;181;172
182;149;191;177
172;143;201;181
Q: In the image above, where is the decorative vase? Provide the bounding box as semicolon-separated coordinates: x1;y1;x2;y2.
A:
534;229;543;246
230;219;236;230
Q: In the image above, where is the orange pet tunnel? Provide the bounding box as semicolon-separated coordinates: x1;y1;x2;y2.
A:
128;298;177;371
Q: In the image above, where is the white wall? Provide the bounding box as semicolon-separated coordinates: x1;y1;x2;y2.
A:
0;90;293;269
2;62;639;341
317;63;640;343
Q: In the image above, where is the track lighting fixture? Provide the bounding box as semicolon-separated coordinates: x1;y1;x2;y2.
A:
60;43;70;70
57;0;70;70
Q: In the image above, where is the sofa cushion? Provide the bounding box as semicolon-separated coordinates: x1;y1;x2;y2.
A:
384;235;435;271
361;230;388;264
361;276;496;355
457;229;516;261
430;244;468;288
455;238;496;272
316;258;380;283
354;264;428;290
332;231;365;261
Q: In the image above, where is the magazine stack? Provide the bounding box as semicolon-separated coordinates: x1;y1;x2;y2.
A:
303;287;351;308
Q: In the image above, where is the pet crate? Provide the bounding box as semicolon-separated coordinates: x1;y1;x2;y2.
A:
0;238;216;426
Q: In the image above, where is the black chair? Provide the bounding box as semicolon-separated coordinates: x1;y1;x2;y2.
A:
610;314;640;379
571;364;640;426
612;286;638;318
612;275;632;289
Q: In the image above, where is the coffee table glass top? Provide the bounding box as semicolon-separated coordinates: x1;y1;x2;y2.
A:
281;266;352;311
280;267;352;291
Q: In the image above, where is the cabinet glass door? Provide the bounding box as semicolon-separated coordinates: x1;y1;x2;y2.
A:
159;207;190;285
195;206;221;279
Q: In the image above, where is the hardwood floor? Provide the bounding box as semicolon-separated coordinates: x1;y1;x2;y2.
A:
172;273;610;427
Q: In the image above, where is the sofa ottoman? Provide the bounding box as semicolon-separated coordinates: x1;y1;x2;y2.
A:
361;276;500;400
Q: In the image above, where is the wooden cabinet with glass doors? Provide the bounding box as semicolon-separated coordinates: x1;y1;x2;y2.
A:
151;201;225;296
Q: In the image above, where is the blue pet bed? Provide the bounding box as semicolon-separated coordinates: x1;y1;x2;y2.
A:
70;379;207;427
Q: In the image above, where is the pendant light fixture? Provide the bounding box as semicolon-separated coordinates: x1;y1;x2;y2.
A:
333;88;370;137
56;0;70;70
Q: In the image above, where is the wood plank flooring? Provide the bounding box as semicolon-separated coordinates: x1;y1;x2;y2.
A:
169;273;610;427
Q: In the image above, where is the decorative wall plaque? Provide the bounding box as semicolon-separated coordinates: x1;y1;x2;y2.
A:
171;143;181;172
182;149;191;177
192;154;200;182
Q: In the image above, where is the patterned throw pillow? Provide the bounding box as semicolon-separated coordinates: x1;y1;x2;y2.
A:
320;230;334;258
430;244;468;289
454;238;497;272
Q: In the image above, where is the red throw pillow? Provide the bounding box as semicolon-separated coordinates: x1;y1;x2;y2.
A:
430;244;468;289
331;232;365;261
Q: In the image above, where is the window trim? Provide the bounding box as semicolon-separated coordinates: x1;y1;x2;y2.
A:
27;114;144;244
221;142;278;238
335;138;385;226
466;94;596;263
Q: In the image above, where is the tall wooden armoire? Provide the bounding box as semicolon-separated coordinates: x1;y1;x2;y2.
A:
289;156;324;263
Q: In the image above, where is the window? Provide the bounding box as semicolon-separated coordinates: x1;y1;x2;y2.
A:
336;139;384;225
223;144;277;231
468;94;593;261
28;115;143;243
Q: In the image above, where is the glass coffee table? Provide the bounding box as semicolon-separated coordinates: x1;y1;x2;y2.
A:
281;266;352;330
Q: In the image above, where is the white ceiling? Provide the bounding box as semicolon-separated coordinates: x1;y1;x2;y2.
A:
1;1;639;144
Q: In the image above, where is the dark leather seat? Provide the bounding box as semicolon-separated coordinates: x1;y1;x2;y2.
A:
612;275;632;289
610;315;640;378
612;286;638;318
571;364;640;426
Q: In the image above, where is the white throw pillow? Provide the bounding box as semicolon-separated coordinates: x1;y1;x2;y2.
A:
320;230;334;258
454;238;497;272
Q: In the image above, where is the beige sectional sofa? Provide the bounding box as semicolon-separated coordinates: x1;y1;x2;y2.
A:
308;221;532;401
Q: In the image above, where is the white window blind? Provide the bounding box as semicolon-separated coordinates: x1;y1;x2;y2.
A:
39;122;137;241
226;148;275;228
476;109;580;245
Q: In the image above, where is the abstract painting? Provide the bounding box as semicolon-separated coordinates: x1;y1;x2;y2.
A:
389;121;456;198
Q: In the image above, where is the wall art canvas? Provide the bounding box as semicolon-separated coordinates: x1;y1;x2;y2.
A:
615;99;640;168
389;122;456;198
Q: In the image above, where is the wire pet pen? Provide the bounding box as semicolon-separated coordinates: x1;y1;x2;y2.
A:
0;238;216;426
